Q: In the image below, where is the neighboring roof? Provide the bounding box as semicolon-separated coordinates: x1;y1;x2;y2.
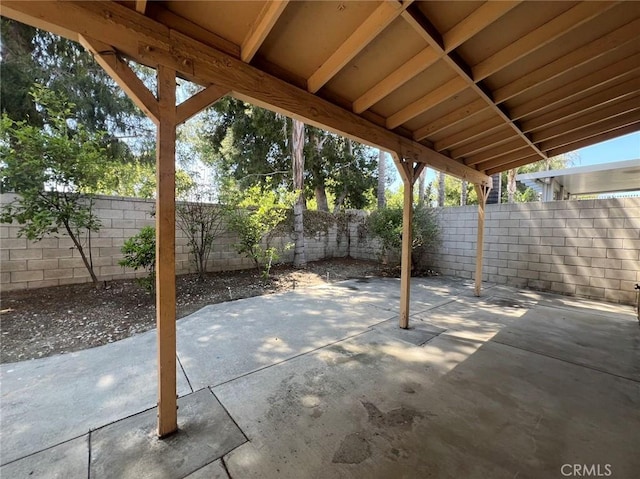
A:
516;159;640;196
2;1;639;180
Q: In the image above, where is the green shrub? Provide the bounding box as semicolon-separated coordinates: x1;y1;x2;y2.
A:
367;205;439;268
119;226;156;292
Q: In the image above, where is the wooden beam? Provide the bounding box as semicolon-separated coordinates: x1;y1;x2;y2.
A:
156;64;177;438
401;5;546;159
307;0;405;93
352;47;439;114
434;116;505;152
520;76;640;133
472;2;617;81
387;77;467;129
176;83;230;125
463;139;528;166
413;99;487;141
493;18;640;104
539;110;640;152
532;99;640;143
135;0;147;15
546;122;640;157
0;0;490;186
474;183;491;297
79;36;160;124
478;152;539;174
510;53;640;121
443;1;520;52
241;0;288;63
486;154;546;176
449;128;515;159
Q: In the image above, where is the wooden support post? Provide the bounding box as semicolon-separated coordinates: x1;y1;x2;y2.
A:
156;65;178;438
474;183;492;297
390;153;418;329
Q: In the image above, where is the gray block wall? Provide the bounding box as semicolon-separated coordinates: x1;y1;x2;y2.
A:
425;197;640;305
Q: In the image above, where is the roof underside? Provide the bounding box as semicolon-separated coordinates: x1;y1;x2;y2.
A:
2;0;639;180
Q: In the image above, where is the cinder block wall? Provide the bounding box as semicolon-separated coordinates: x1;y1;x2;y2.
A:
0;195;377;291
426;197;640;305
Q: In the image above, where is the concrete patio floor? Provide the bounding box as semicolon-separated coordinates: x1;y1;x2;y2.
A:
1;277;638;478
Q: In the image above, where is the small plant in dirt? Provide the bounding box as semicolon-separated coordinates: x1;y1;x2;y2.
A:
367;204;439;269
119;226;156;292
176;186;225;281
223;181;294;280
0;85;105;287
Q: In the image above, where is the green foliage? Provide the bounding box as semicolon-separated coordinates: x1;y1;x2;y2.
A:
0;85;105;284
176;186;225;280
222;181;293;279
119;226;156;292
500;154;575;203
367;204;440;266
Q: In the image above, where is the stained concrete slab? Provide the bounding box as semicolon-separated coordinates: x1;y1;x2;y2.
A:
183;459;229;479
176;287;394;389
372;317;445;345
0;435;88;479
90;388;245;479
492;304;640;381
0;329;191;464
216;327;640;478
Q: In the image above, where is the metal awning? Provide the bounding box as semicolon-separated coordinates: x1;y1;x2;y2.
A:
517;158;640;198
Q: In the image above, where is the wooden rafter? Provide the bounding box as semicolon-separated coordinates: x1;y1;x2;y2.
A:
434;116;505;152
450;128;515;159
176;84;230;125
546;122;640;158
413;99;487;141
0;1;489;186
386;77;467;129
493;18;640;104
477;150;538;173
442;1;520;52
241;0;289;63
511;53;640;121
135;0;147;15
472;2;618;81
307;0;407;93
464;139;527;166
401;5;546;160
532;99;640;144
79;36;159;124
539;110;640;152
486;154;541;176
520;76;640;133
352;47;439;114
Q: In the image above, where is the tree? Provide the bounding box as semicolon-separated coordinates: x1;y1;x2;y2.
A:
377;149;386;209
437;172;445;207
502;154;575;203
291;119;306;268
0;86;105;286
460;180;468;206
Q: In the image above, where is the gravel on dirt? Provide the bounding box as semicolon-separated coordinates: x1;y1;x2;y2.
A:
0;259;383;364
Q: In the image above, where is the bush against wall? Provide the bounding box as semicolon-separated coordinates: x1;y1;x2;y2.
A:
119;225;156;292
366;204;440;269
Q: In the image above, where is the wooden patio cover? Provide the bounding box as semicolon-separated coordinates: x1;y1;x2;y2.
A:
2;0;638;437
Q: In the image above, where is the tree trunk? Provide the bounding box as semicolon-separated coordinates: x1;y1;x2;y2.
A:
461;180;468;206
418;167;426;206
438;171;445;207
315;185;329;212
507;169;517;203
292;118;306;268
63;221;99;287
333;189;348;213
377;149;386;209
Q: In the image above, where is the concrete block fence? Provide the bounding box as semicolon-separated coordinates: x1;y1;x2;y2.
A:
425;197;640;305
2;193;638;305
0;194;379;292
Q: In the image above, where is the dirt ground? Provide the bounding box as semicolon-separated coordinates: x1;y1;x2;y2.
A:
0;258;385;364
